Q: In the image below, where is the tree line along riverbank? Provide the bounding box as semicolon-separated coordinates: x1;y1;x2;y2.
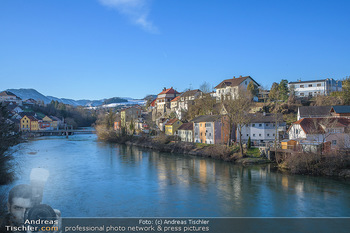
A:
95;126;350;179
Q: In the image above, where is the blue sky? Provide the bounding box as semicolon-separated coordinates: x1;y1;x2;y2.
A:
1;0;349;100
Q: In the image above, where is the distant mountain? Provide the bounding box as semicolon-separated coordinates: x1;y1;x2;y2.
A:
7;88;52;104
6;88;146;107
103;97;128;105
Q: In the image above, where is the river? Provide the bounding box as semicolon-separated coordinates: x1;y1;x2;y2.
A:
2;133;350;217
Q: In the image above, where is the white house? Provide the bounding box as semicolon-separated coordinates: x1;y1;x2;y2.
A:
214;76;260;101
238;113;286;145
177;122;194;142
289;78;342;98
156;87;181;113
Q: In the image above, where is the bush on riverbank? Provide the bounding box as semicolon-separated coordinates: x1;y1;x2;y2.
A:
280;152;350;177
0;103;21;185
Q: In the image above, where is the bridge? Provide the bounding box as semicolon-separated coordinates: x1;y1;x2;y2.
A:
27;129;96;137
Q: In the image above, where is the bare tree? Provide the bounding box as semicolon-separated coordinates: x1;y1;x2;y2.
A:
223;88;252;155
200;81;212;94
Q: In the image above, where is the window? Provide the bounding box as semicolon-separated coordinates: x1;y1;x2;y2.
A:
300;85;304;88
209;133;211;136
308;84;312;87
259;124;262;127
267;134;270;136
252;124;255;127
266;124;269;126
253;134;255;137
273;134;275;136
247;134;249;136
245;81;247;85
317;83;321;87
332;140;337;145
300;93;304;96
259;134;261;136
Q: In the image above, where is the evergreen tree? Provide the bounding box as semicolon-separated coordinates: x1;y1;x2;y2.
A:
247;136;251;149
269;82;279;101
247;81;258;97
278;79;289;101
342;77;350;105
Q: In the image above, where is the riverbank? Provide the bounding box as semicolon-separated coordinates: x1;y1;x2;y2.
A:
278;152;350;178
96;128;271;165
96;128;350;178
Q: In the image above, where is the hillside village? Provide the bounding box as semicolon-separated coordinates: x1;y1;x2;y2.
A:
109;75;350;157
1;75;350;156
0;91;97;134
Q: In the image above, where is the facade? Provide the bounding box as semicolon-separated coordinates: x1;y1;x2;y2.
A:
214;76;260;101
164;118;182;136
192;115;224;144
157;118;169;132
170;96;181;112
50;116;63;129
238;113;286;145
121;106;142;127
177;122;194;142
20;115;39;131
288;78;342;98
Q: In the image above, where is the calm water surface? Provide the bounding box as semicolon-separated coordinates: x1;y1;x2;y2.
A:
3;134;350;217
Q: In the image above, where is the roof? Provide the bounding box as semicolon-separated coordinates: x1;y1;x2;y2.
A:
171;96;181;102
289;79;331;84
50;116;61;121
19;112;36;117
150;99;157;107
214;76;259;89
181;89;202;98
158;87;180;95
165;118;180;125
178;122;193;131
249;113;283;123
298;106;332;118
26;115;39;121
291;118;350;134
191;115;221;123
331;105;350;114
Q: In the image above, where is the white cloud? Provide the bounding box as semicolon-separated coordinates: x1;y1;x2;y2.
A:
99;0;158;33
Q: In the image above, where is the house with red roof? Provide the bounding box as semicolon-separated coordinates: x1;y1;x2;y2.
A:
288;117;350;150
156;87;180;113
214;76;259;101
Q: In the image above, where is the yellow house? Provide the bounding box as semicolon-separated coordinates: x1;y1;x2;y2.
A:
20;115;39;131
164;118;182;136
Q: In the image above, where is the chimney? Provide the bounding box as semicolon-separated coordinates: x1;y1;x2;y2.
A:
239;75;242;78
163;87;166;91
233;76;235;79
263;112;266;116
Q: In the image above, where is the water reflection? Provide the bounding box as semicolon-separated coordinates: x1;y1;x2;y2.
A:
1;134;350;217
